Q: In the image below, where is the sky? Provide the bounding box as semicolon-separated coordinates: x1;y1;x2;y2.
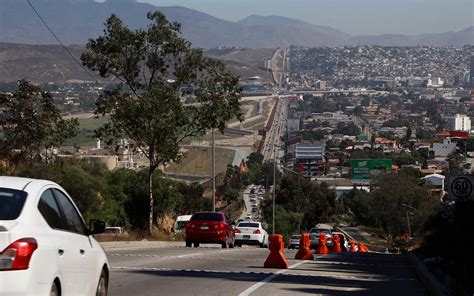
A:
139;0;473;35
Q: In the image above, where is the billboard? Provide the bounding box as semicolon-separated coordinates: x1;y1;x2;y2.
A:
351;159;392;180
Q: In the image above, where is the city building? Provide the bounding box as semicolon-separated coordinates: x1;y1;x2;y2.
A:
295;143;325;161
445;114;471;131
470;52;474;86
432;138;457;157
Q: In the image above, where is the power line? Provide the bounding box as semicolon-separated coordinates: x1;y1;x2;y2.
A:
25;0;99;83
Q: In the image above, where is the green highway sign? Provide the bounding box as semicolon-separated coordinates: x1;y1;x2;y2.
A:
351;159;392;180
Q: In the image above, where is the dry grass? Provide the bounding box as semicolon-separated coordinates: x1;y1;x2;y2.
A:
165;146;235;176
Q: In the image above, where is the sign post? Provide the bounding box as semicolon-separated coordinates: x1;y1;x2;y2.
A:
448;175;474;293
448;175;474;201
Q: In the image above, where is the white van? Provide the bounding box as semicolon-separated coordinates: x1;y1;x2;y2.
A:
174;215;192;233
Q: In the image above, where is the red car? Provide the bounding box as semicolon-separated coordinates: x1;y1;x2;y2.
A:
185;212;235;248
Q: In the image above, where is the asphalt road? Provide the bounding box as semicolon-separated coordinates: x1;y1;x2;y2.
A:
106;245;426;295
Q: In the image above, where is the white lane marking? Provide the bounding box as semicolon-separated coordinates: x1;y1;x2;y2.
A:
238;261;309;296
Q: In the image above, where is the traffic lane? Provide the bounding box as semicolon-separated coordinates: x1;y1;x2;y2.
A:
108;246;300;273
106;245;233;267
108;247;299;296
110;269;271;296
109;250;425;296
251;253;425;296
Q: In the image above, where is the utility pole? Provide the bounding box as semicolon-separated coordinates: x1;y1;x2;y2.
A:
212;128;216;212
272;145;276;234
405;210;411;237
401;203;416;237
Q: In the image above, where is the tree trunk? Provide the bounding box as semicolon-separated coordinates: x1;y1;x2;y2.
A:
148;167;154;235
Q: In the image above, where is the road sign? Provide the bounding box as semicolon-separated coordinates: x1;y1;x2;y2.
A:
448;175;474;201
351;159;392;180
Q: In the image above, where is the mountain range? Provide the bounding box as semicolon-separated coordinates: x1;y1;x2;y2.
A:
1;0;472;48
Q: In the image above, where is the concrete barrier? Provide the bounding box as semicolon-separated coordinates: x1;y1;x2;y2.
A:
406;253;448;296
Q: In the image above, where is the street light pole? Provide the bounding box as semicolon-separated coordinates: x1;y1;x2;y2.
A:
212;128;216;212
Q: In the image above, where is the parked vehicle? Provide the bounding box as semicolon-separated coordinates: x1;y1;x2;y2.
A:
174;215;192;233
309;224;333;249
0;176;109;296
288;234;301;249
185;212;235;248
234;221;268;248
94;226;129;240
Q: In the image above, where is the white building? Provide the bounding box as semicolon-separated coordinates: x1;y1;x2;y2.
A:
427;77;444;87
295;143;325;161
432;138;457;157
446;114;471;131
421;174;445;191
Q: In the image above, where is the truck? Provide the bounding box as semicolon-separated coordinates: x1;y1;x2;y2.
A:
174;215;192;233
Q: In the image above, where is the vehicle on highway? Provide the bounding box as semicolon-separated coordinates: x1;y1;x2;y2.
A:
185;212;235;248
234;221;268;248
288;234;301;249
332;231;349;252
0;176;109;296
174;215;192;233
309;224;333;249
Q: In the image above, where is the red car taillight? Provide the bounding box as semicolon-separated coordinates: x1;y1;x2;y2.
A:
234;228;241;233
214;223;225;229
253;229;261;234
0;238;38;271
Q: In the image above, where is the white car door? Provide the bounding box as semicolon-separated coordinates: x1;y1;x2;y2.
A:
38;189;95;296
52;188;97;295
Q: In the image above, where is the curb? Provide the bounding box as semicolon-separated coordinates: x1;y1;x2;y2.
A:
406;252;448;296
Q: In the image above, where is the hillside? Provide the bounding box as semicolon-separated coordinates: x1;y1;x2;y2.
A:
1;0;471;48
0;43;275;84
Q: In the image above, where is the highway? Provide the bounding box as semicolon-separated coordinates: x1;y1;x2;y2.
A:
105;244;426;295
238;185;264;221
262;98;288;162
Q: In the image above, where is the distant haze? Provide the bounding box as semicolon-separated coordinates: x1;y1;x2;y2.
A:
140;0;473;35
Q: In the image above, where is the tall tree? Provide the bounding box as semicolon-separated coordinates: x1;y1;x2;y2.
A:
0;80;78;170
81;12;242;234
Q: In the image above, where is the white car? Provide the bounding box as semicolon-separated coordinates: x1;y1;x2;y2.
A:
0;177;109;296
309;226;333;249
234;221;268;248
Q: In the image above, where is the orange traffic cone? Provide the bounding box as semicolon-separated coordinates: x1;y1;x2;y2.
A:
264;234;289;269
315;232;329;255
330;234;342;253
350;241;357;252
295;233;314;260
358;243;369;252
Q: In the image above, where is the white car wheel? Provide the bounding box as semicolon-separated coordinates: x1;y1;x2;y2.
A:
50;282;59;296
96;270;108;296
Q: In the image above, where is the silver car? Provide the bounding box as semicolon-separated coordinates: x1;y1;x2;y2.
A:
288;234;301;249
309;227;333;249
